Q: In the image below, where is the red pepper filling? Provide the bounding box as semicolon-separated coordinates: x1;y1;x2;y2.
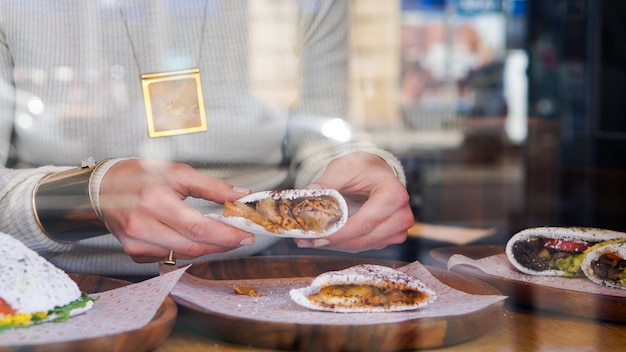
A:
541;238;590;253
0;298;16;315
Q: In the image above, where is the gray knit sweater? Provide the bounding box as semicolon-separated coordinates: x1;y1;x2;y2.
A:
0;0;405;276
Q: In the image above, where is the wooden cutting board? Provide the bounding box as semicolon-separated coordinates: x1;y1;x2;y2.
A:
0;274;177;352
173;255;504;351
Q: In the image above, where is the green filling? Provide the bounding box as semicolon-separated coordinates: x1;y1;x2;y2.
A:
0;292;96;332
552;254;584;277
552;239;626;277
50;292;96;322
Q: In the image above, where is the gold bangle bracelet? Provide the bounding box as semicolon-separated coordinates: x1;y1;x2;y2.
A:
32;158;111;243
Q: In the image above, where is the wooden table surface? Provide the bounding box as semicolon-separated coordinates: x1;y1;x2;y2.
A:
155;304;626;352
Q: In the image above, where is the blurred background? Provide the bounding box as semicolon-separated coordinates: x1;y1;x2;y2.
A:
257;0;626;261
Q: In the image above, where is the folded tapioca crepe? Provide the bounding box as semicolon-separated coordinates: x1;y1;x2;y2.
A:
0;232;95;332
582;241;626;289
289;264;436;313
208;188;348;238
505;227;626;277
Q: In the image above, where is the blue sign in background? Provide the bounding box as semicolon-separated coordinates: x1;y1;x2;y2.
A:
402;0;526;15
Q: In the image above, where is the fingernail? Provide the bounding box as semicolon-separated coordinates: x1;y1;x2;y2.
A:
306;184;322;190
296;240;314;248
313;239;330;248
233;187;251;194
240;237;255;246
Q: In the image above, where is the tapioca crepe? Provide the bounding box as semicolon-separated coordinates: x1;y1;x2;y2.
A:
505;227;626;278
582;241;626;290
289;264;437;313
208;188;348;238
0;232;94;332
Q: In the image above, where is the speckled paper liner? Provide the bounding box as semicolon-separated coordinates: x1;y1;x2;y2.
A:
0;266;188;346
165;261;506;325
448;254;626;297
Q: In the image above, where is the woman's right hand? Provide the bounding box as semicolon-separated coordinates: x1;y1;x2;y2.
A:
98;159;255;263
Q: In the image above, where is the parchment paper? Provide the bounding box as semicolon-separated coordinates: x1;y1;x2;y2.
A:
0;266;188;346
448;253;626;297
164;260;507;325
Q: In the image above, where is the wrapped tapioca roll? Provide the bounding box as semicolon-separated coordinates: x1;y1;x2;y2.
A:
0;232;95;332
582;241;626;290
505;227;626;277
207;188;348;238
289;264;436;313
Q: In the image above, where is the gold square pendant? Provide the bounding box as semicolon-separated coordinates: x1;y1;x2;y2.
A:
141;68;207;138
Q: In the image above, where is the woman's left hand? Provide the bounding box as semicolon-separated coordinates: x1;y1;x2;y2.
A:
295;152;414;252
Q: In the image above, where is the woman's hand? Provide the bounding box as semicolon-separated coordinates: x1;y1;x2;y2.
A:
98;159;255;263
296;152;414;252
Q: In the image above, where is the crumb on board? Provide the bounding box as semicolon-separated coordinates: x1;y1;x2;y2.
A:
232;284;264;297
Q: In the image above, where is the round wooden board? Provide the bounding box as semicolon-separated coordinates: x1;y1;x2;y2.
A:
175;255;504;351
0;274;177;352
429;245;626;323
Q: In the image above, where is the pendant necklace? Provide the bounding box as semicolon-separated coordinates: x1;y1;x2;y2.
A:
118;1;208;138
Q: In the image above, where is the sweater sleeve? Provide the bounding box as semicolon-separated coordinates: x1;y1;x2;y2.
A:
286;1;406;188
0;166;77;255
1;24;75;255
0;23;14;165
289;129;407;189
